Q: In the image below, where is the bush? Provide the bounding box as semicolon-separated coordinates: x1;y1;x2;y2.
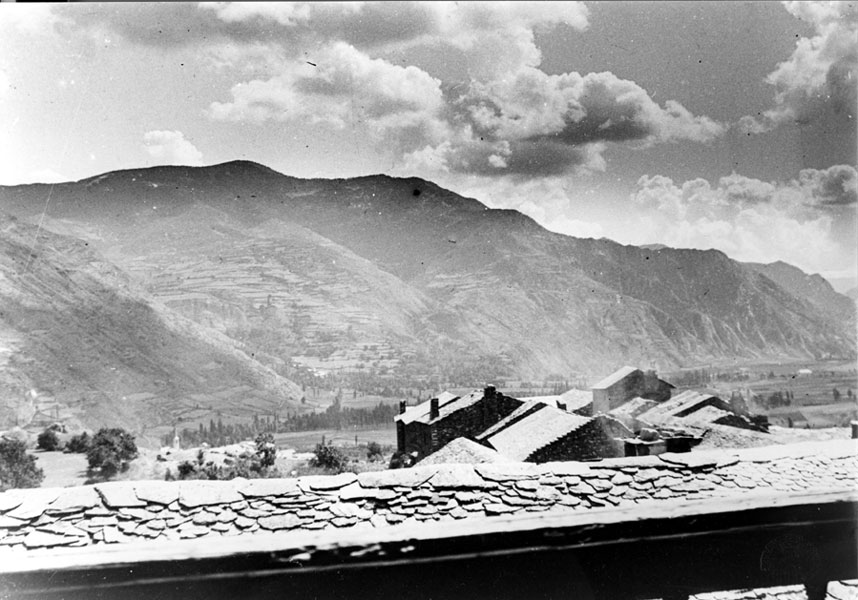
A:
0;438;44;491
388;450;417;470
310;443;349;473
255;433;276;468
86;428;138;480
366;441;384;462
65;432;92;454
37;429;61;451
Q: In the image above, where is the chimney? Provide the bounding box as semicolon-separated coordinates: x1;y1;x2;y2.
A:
484;385;496;399
399;400;407;415
852;420;858;439
430;397;439;420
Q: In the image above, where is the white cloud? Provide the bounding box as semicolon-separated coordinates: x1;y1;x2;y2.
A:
142;130;204;166
740;1;857;133
209;42;445;136
628;166;857;274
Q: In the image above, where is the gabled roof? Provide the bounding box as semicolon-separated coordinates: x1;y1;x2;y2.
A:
637;390;723;425
484;405;592;461
417;438;511;465
608;396;658;419
395;391;460;424
475;399;546;441
591;366;639;390
559;389;593;412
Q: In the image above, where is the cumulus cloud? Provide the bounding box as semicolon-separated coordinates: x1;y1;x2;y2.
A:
628;165;857;274
142;130;204;166
66;2;722;180
209;41;445;136
740;1;857;133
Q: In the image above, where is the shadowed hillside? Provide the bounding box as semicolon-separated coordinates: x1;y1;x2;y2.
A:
0;215;302;440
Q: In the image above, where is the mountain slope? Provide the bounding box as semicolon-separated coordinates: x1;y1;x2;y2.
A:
0;215;302;440
0;161;853;383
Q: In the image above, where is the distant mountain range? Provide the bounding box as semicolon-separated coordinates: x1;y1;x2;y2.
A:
0;161;854;432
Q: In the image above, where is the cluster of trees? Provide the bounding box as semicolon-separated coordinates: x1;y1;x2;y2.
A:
1;427;138;491
168;401;399;449
758;390;794;409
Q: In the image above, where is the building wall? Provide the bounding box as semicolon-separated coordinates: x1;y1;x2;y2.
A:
527;419;624;463
430;394;522;454
399;392;523;458
593;370;672;414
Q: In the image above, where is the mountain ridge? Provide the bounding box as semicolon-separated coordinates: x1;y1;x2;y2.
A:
0;162;854;394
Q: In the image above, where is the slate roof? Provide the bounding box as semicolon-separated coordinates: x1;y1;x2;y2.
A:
417;438;511;466
608;396;658;420
395;391;460;425
637;390;723;425
559;389;594;413
0;439;854;553
475;399;547;441
591;366;640;390
483;405;594;461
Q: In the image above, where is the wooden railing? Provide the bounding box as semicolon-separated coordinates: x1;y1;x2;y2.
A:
1;489;855;600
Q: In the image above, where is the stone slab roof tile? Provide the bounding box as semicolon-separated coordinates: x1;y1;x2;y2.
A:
178;481;243;508
0;439;855;555
96;483;147;508
134;482;180;505
0;496;23;513
46;486;100;515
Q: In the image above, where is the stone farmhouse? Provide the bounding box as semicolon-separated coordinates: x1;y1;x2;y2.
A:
400;366;771;465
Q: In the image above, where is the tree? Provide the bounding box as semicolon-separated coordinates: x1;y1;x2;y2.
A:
310;442;349;473
86;428;139;480
833;388;842;402
65;432;92;454
255;433;277;468
0;438;44;491
366;441;384;462
37;429;61;451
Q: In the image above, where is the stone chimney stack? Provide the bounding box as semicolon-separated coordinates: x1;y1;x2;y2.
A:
430;397;439;420
484;385;496;399
399;400;407;415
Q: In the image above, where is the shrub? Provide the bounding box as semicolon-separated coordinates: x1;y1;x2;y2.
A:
310;443;349;473
255;433;276;468
86;428;139;480
37;429;61;451
366;441;384;462
388;451;417;470
0;438;44;491
65;432;92;454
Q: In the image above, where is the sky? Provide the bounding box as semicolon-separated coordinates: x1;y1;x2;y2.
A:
1;2;856;286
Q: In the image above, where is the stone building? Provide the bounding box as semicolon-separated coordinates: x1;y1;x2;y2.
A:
394;386;522;459
590;366;674;415
477;402;630;463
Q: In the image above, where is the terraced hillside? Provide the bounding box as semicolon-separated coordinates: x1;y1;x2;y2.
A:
0;161;854;384
0;215;302;441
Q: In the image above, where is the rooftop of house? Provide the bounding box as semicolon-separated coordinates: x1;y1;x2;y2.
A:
637;389;723;425
475;399;548;441
483;404;594;461
0;439;853;555
607;396;658;419
395;391;460;425
559;388;594;412
417;438;511;466
591;366;640;390
680;405;736;426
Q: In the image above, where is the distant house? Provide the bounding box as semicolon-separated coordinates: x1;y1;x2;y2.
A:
478;402;629;463
796;368;813;377
394;386;522;458
769;411;809;428
590;366;674;415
